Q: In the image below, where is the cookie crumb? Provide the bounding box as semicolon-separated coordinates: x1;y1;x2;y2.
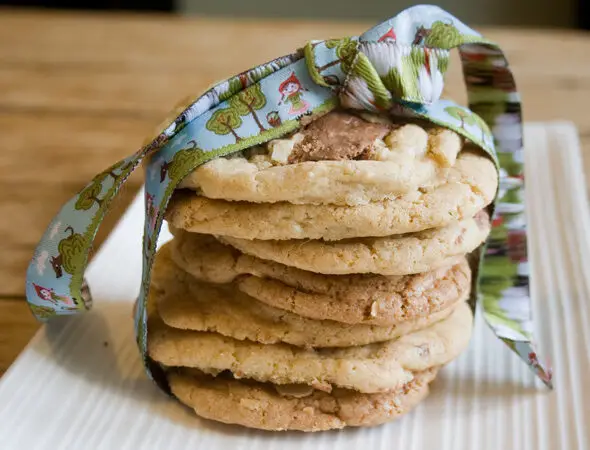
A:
426;128;461;167
369;301;379;317
268;133;303;164
311;380;332;393
384;124;428;158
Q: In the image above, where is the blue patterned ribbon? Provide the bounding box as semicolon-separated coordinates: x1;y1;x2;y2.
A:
25;4;552;390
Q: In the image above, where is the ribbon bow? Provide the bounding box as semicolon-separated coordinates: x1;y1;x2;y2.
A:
25;4;552;391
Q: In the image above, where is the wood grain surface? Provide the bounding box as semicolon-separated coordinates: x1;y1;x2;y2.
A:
1;8;589;376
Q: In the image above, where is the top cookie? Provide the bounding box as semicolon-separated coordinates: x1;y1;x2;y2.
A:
179;110;471;206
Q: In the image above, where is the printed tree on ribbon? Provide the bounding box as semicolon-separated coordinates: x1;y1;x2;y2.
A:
160;140;202;183
320;38;357;73
75;176;105;210
74;159;131;211
49;226;88;279
149;140;204;252
445;105;476;130
58;230;86;275
229;84;268;132
206;108;243;142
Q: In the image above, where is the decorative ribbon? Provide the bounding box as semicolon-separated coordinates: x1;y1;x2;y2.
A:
25;4;552;391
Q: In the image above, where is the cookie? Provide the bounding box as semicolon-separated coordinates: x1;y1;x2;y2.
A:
169;232;472;326
168;150;497;240
179;111;467;206
236;264;469;327
148;301;473;394
219;212;490;275
168;367;438;431
152;244;460;347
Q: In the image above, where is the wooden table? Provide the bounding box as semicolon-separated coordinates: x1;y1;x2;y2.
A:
0;8;589;376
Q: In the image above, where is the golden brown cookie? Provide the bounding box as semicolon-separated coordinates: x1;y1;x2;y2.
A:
168;232;471;326
168;367;438;431
148;302;473;394
179;111;467;205
152;244;460;347
218;212;490;275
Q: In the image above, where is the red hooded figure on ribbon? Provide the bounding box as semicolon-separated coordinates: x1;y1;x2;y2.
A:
278;72;310;115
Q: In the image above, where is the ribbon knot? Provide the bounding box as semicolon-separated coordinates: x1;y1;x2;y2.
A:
305;39;450;111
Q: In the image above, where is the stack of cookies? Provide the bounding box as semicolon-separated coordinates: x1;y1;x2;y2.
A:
147;110;498;431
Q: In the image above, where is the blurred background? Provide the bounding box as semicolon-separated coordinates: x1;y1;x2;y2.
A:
2;0;588;28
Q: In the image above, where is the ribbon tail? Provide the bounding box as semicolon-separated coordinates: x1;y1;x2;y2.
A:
25;152;147;321
499;337;553;389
